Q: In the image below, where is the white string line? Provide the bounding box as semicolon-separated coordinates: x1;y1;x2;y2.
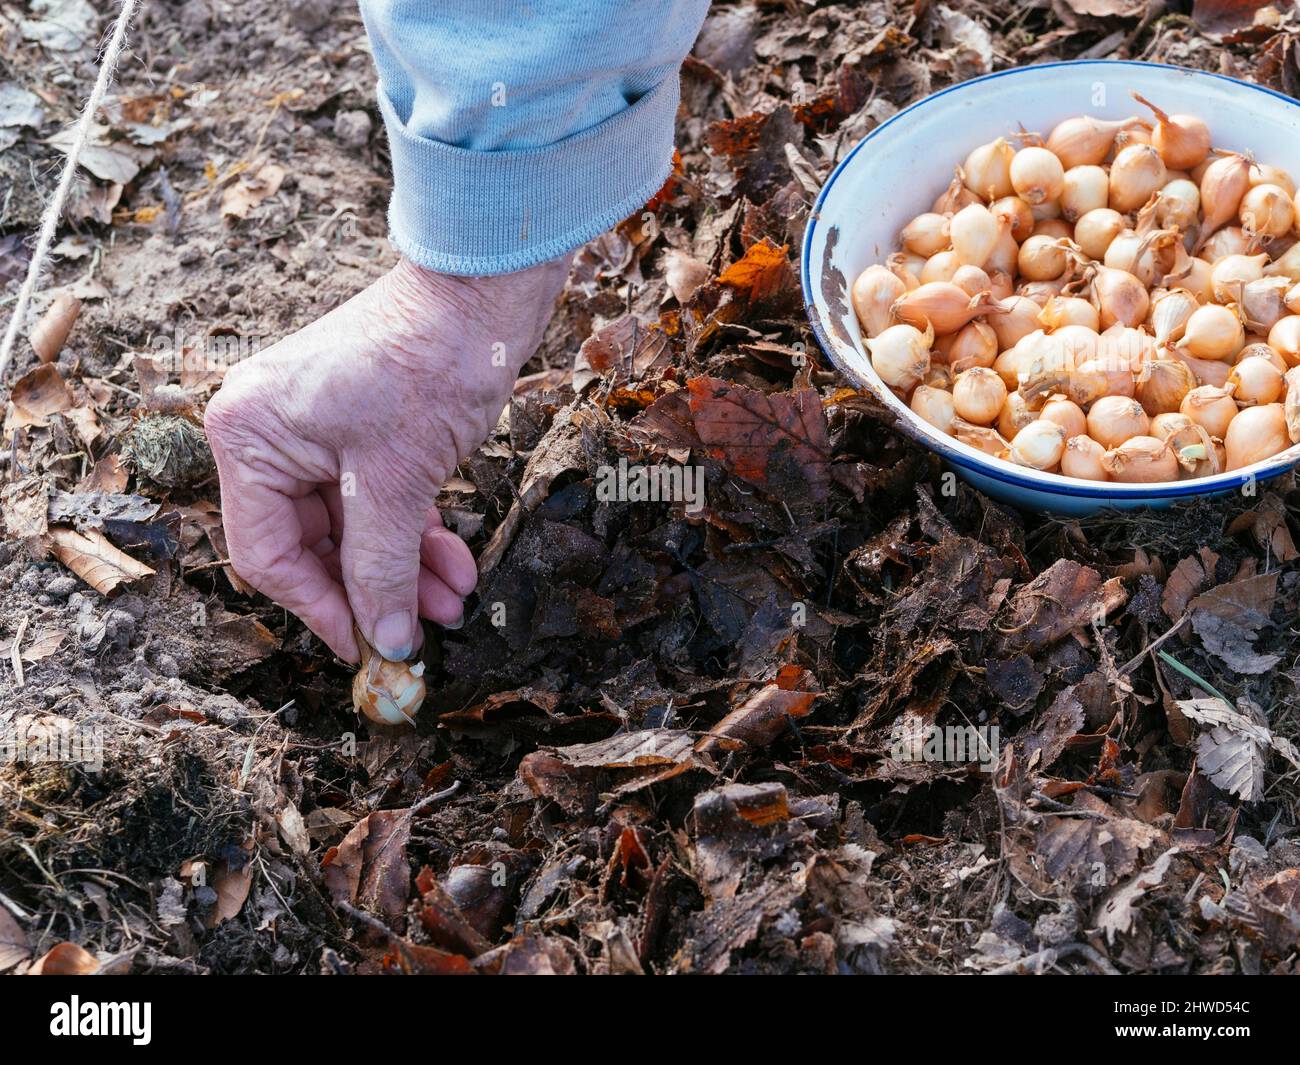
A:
0;0;142;387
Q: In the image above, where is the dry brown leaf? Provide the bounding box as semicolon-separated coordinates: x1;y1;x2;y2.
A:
48;526;156;595
1061;0;1146;17
0;476;49;541
662;249;711;304
1176;697;1300;801
28;941;99;975
1162;548;1218;621
1192;0;1279;36
322;810;413;918
1188;571;1280;675
688;376;832;500
1096;848;1179;944
206;846;254;928
77;454;129;494
0;626;66;663
1227;496;1298;562
697;664;819;754
0;907;31;973
4;364;73;431
221;162;286;219
995;560;1128;657
29;291;81;363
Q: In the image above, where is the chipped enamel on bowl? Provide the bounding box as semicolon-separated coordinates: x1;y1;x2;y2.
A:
803;60;1300;516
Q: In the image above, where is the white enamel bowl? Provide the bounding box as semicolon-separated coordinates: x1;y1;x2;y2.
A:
802;60;1300;515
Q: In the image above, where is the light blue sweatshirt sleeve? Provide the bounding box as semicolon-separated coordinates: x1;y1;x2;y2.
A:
356;1;711;277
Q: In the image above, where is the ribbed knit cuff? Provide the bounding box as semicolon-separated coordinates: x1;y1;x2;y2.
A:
376;76;680;277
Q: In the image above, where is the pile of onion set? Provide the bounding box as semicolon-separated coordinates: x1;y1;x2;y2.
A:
851;93;1300;483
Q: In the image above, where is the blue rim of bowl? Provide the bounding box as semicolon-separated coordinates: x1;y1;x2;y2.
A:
800;58;1300;500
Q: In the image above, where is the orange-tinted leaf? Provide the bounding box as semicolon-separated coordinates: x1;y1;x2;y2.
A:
696;665;820;754
716;238;790;303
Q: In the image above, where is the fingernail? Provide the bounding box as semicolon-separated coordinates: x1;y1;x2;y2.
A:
373;610;413;659
443;612;464;631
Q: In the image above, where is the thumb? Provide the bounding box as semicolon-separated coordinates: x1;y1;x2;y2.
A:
338;463;431;660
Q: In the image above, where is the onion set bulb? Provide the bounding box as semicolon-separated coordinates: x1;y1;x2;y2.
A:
352;631;426;727
848;102;1300;486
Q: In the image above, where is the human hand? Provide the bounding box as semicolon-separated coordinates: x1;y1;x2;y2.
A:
203;255;569;663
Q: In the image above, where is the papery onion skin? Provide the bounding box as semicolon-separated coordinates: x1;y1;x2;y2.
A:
852;265;907;339
1267;315;1300;367
934;170;981;213
894;282;998;335
1180;384;1239;438
1150;288;1198;347
1039;295;1100;332
1150;412;1194;441
997;391;1036;440
950;203;1001;268
952;366;1007;425
962;138;1016;200
1074;208;1125;261
1239;183;1295;240
1101;436;1179;482
1088;395;1150;449
1135;359;1197;415
1198;153;1254;239
1060;434;1110;480
352;644;427;727
1224;403;1290;470
1046;115;1144;169
868;323;933;391
1093;267;1151;330
1009;419;1067;470
947;320;999;372
921;250;962;285
1285;367;1300;442
910;385;957;435
1010;147;1066;206
1109;144;1167;213
901;212;952;256
1155;179;1201;231
1227;355;1285;405
1017;235;1068;282
953;264;993;297
1170;349;1233;388
1060;165;1109;222
991;196;1034;242
1179;303;1245;361
1040;396;1088;439
1250;164;1297;197
952;416;1012;457
1210;253;1268;304
1132;93;1211;171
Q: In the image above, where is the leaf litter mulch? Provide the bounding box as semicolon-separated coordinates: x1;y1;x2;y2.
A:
3;0;1300;975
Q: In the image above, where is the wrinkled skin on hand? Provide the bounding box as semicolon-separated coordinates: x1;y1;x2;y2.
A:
204;255;570;663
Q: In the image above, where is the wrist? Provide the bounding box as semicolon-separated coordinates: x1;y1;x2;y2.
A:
371;255;568;423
